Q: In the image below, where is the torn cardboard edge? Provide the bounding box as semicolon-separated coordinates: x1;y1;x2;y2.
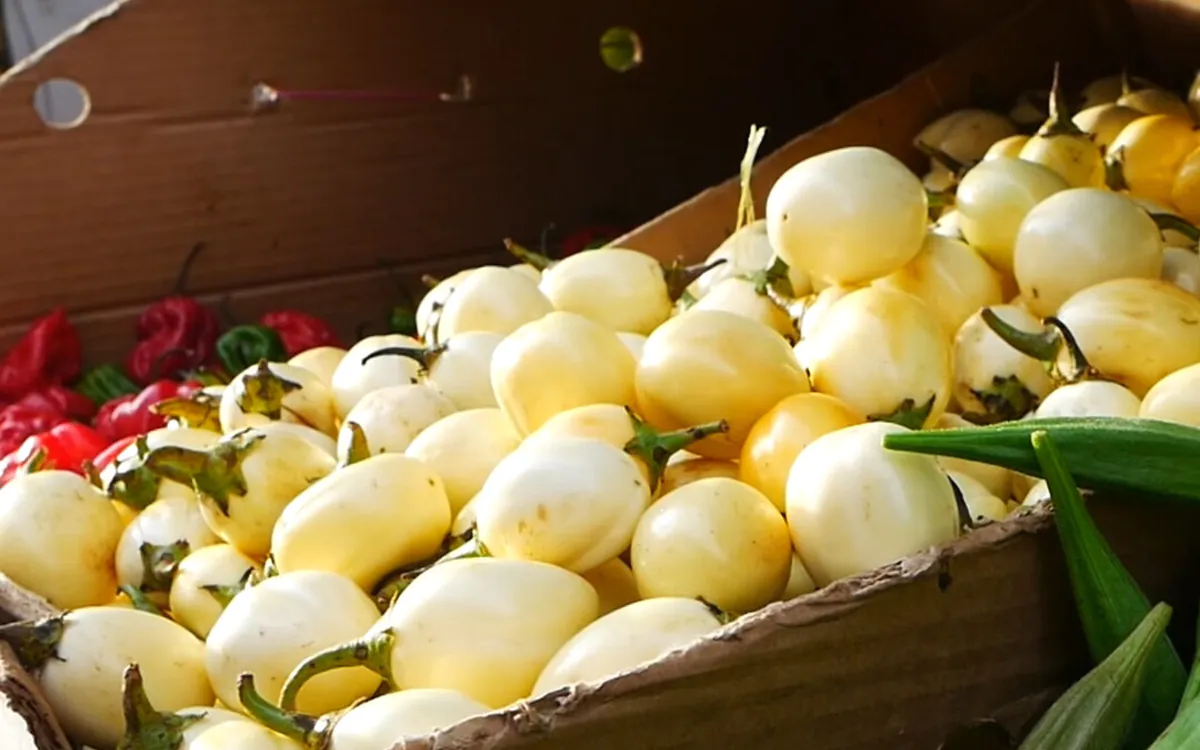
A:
0;0;125;85
0;642;69;750
390;509;1057;750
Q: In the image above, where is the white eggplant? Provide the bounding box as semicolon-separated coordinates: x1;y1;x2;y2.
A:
277;558;599;711
0;470;125;609
204;570;382;715
271;453;451;590
404;408;521;516
335;383;456;458
219;361;337;436
140;429;337;558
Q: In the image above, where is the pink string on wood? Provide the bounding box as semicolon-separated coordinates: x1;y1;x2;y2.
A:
251;75;473;112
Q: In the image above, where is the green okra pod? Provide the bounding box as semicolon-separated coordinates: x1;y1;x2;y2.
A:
1031;430;1186;745
1151;675;1200;748
1018;602;1172;750
882;417;1200;503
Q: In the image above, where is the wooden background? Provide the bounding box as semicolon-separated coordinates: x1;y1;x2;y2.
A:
0;0;1023;364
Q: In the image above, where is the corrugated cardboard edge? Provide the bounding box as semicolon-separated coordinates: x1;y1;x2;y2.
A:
0;0;125;81
0;643;69;750
395;510;1057;750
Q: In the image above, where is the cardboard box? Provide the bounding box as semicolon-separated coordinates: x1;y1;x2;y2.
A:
3;0;1200;748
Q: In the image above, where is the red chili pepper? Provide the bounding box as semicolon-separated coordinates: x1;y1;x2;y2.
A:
260;310;343;357
0;404;67;456
0;308;83;401
93;434;138;472
0;422;109;484
126;298;221;384
13;384;96;421
94;379;203;443
560;225;623;258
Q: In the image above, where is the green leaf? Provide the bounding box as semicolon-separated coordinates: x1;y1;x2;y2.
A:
1030;430;1187;746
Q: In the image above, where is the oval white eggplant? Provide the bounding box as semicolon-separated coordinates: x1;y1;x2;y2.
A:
404;408;521;516
335;383;456;458
0;471;125;609
271;453;451;590
204;570;382;715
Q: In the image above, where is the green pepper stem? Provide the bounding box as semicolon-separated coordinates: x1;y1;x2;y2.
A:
1150;212;1200;245
141;434;261;516
236;673;324;745
1038;62;1085;137
235;361;303;420
138;540;191;592
867;395;936;431
359;344;448;373
735;125;767;231
117;663;202;750
0;615;65;671
622;407;729;491
502;238;554;271
279;629;398;712
663;258;728;302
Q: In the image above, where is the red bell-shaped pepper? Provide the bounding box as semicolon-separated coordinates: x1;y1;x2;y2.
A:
93;380;203;443
261;310;342;357
0;422;110;484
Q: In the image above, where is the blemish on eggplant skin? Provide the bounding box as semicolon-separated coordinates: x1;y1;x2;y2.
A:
937;560;953;592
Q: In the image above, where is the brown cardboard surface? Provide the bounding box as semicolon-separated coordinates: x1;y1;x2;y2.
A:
3;0;1200;749
0;0;1018;364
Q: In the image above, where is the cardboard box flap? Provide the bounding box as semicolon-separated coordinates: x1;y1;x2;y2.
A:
0;0;849;328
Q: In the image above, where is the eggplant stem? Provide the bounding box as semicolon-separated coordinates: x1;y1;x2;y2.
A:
735;125;767;231
915;140;969;176
1038;61;1085;137
1150;212;1200;245
118;663;203;750
237;673;323;745
360;344;447;372
663;258;728;302
138;540;190;593
502;238;554;271
279;629;398;712
236;361;302;420
622;406;730;492
339;422;373;467
1106;147;1130;191
980;307;1062;362
0;616;66;672
1045;316;1095;383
